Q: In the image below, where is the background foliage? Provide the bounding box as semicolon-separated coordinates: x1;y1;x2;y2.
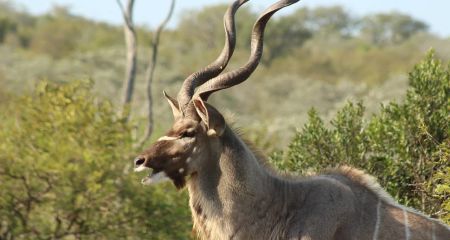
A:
0;1;449;238
271;52;450;223
0;81;191;239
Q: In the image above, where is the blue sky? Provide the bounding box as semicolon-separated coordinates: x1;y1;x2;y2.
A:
11;0;450;37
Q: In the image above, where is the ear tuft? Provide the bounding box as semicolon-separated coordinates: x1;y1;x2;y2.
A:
207;129;217;137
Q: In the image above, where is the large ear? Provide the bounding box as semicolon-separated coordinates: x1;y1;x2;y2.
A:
163;91;182;119
192;97;225;137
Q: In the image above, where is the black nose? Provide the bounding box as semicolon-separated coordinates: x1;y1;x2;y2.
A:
134;157;146;167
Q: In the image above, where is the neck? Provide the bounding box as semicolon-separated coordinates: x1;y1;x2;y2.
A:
187;126;277;238
189;126;270;203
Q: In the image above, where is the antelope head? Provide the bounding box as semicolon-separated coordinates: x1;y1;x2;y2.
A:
134;0;299;189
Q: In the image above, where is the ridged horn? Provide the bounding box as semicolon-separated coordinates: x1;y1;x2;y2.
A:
176;0;249;111
194;0;300;101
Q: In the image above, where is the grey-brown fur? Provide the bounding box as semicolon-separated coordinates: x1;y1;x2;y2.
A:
184;126;450;239
133;0;450;239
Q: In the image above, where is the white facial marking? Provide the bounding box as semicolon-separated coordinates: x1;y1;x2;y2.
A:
134;164;148;172
179;168;185;173
403;208;410;240
207;129;217;136
192;147;198;153
141;171;169;185
157;136;178;141
186;157;192;163
373;199;382;240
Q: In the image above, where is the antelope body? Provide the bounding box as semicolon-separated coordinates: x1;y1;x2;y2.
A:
134;0;450;239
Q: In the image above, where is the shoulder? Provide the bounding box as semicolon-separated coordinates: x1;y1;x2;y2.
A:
322;165;396;205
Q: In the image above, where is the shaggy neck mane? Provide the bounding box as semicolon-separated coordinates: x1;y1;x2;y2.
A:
187;125;292;239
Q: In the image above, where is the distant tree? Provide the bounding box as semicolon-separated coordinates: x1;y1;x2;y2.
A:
265;8;312;61
305;6;354;37
29;6;82;58
0;17;16;43
177;4;256;51
117;0;176;132
49;4;74;18
140;0;176;144
0;3;34;48
360;12;428;45
117;0;137;121
264;6;354;61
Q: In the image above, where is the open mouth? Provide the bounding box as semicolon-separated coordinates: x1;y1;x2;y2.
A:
137;168;169;185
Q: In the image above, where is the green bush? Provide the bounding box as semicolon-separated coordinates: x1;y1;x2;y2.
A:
271;52;449;223
0;80;191;239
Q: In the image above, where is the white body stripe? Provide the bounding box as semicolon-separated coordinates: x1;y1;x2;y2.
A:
403;209;410;240
373;199;382;240
432;222;436;240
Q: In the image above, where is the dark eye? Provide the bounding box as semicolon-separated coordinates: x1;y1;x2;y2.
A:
181;130;195;138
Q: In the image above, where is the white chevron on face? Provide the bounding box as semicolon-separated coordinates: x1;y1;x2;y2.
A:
157;136;178;141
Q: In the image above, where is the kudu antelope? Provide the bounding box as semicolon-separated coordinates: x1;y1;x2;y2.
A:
134;0;450;239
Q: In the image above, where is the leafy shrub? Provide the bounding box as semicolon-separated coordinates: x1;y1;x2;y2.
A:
0;80;191;239
271;52;449;223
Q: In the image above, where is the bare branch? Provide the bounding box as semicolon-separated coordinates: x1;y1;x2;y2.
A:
139;0;176;145
116;0;126;25
117;0;137;121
